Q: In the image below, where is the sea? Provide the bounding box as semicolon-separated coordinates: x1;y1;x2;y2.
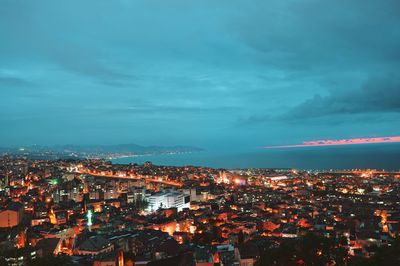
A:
112;143;400;170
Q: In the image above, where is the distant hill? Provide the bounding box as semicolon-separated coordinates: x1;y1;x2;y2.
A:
0;144;203;160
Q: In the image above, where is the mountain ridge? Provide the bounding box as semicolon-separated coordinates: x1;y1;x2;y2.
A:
0;143;204;159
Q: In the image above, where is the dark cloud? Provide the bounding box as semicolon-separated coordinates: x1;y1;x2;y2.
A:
48;43;132;82
242;75;400;126
234;0;400;69
83;105;241;116
0;76;31;87
284;76;400;120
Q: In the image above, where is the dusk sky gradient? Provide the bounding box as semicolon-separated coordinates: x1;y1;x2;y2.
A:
1;0;400;151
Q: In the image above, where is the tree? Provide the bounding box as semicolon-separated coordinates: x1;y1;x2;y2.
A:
27;255;74;266
259;233;350;266
358;238;400;266
238;230;245;245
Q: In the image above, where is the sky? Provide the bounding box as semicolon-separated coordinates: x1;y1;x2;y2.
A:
1;0;400;151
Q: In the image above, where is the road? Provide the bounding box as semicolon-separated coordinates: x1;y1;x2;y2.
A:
72;169;183;187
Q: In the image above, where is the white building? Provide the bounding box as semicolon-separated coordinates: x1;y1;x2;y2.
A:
147;191;190;212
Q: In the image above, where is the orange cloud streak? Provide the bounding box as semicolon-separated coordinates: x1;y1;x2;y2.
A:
264;136;400;149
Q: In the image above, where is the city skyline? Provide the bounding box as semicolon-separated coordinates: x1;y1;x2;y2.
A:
1;156;399;265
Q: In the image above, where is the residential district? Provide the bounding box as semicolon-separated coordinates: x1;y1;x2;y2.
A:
0;156;399;265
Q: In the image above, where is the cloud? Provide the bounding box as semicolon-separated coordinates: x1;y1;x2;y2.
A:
0;76;31;87
1;0;400;147
241;75;400;125
283;75;400;120
264;136;400;148
83;104;240;116
234;0;400;69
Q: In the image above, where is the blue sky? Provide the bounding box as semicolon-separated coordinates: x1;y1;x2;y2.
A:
1;0;399;149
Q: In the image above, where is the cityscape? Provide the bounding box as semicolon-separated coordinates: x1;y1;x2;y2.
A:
1;0;400;265
0;156;399;265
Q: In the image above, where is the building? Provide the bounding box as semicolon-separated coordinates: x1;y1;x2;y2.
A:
147;191;190;212
35;238;62;257
0;174;9;189
74;235;114;256
183;188;197;202
49;210;67;225
235;243;260;266
0;202;24;228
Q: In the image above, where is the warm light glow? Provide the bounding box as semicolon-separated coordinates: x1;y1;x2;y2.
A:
264;136;400;148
